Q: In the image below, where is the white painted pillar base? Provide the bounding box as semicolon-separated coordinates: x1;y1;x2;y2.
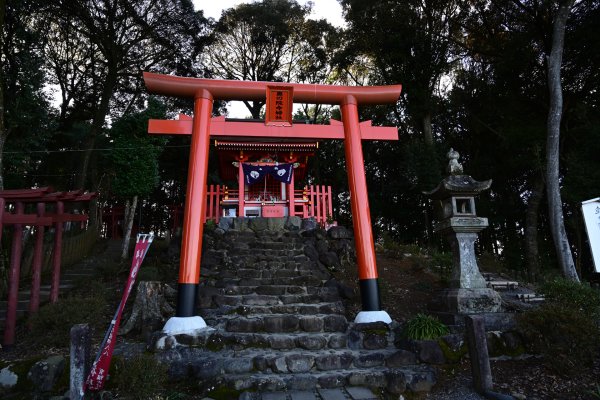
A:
162;316;207;335
354;310;392;324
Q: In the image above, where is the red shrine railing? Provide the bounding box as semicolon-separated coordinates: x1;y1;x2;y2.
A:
202;184;333;226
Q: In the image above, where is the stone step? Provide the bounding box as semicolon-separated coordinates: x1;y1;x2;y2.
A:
209;293;341;308
239;241;304;251
227;260;317;270
209;366;435;394
202;266;324;277
154;343;422;374
205;276;327;287
63;267;97;275
0;308;26;320
158;327;405;353
222;314;349;333
0;299;30;311
204;268;327;280
219;284;325;296
161;331;354;351
200;302;345;319
40;283;74;291
17;290;51;301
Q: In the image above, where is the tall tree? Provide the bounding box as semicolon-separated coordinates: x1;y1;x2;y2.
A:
339;0;465;145
0;0;5;190
0;0;51;190
545;0;579;281
109;99;166;259
207;0;336;118
41;0;209;189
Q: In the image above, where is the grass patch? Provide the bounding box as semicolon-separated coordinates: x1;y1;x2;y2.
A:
402;313;449;340
27;282;108;348
112;354;168;399
518;278;600;375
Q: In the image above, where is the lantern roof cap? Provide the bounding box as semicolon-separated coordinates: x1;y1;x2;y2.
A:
424;175;492;200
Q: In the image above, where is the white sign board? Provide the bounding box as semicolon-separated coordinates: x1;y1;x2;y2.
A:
581;197;600;273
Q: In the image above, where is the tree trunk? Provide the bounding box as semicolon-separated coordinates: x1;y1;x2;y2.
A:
121;196;138;260
0;0;6;191
422;112;434;146
119;281;176;337
545;0;579;282
524;176;544;282
76;69;118;189
243;100;265;119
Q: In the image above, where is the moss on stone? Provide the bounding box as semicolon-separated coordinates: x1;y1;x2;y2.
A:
364;328;389;336
206;385;244;400
205;335;225;352
52;355;70;395
6;356;44;392
437;338;467;364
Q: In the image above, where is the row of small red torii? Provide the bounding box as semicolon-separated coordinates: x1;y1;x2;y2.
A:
1;187;96;346
144;72;402;327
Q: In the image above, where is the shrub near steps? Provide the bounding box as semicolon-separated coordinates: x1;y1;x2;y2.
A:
151;217;436;396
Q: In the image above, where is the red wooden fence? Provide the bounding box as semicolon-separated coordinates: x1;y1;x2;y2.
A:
203;184;333;226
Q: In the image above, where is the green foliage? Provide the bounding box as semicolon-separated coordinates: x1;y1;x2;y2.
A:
437;338;468;364
588;385;600;399
540;278;600;319
205;385;244;400
28;293;107;347
518;278;600;374
205;220;217;231
402;313;449;340
379;232;421;255
429;251;452;284
518;304;600;374
109;99;168;199
113;354;168;399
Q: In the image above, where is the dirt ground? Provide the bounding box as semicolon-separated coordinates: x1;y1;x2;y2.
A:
335;251;600;400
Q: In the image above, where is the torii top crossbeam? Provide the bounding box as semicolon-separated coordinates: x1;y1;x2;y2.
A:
144;72;402;328
144;72;402;105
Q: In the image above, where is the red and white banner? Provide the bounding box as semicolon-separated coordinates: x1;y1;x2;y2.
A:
84;233;154;392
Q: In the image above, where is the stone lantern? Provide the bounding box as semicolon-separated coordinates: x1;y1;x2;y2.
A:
425;149;501;321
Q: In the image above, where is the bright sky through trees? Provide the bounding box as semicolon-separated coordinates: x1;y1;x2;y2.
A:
193;0;345;117
194;0;345;27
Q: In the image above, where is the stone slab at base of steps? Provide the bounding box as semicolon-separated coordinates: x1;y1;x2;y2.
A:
239;386;384;400
206;367;435;395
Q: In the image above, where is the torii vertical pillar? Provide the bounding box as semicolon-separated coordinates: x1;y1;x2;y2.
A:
341;96;390;323
162;91;213;333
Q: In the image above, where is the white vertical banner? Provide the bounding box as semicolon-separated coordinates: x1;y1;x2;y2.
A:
581;197;600;273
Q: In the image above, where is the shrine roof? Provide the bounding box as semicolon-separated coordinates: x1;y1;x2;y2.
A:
215;140;318;152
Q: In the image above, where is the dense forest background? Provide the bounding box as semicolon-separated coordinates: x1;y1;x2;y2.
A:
1;0;599;282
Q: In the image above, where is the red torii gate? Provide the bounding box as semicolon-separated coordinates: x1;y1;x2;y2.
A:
144;72;402;330
1;187;96;346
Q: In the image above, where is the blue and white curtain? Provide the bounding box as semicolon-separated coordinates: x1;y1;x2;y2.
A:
242;163;294;185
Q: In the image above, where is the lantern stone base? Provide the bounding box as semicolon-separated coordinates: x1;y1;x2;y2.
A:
428;288;502;323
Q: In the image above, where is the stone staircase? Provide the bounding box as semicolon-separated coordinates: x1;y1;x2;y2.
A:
153;218;436;398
